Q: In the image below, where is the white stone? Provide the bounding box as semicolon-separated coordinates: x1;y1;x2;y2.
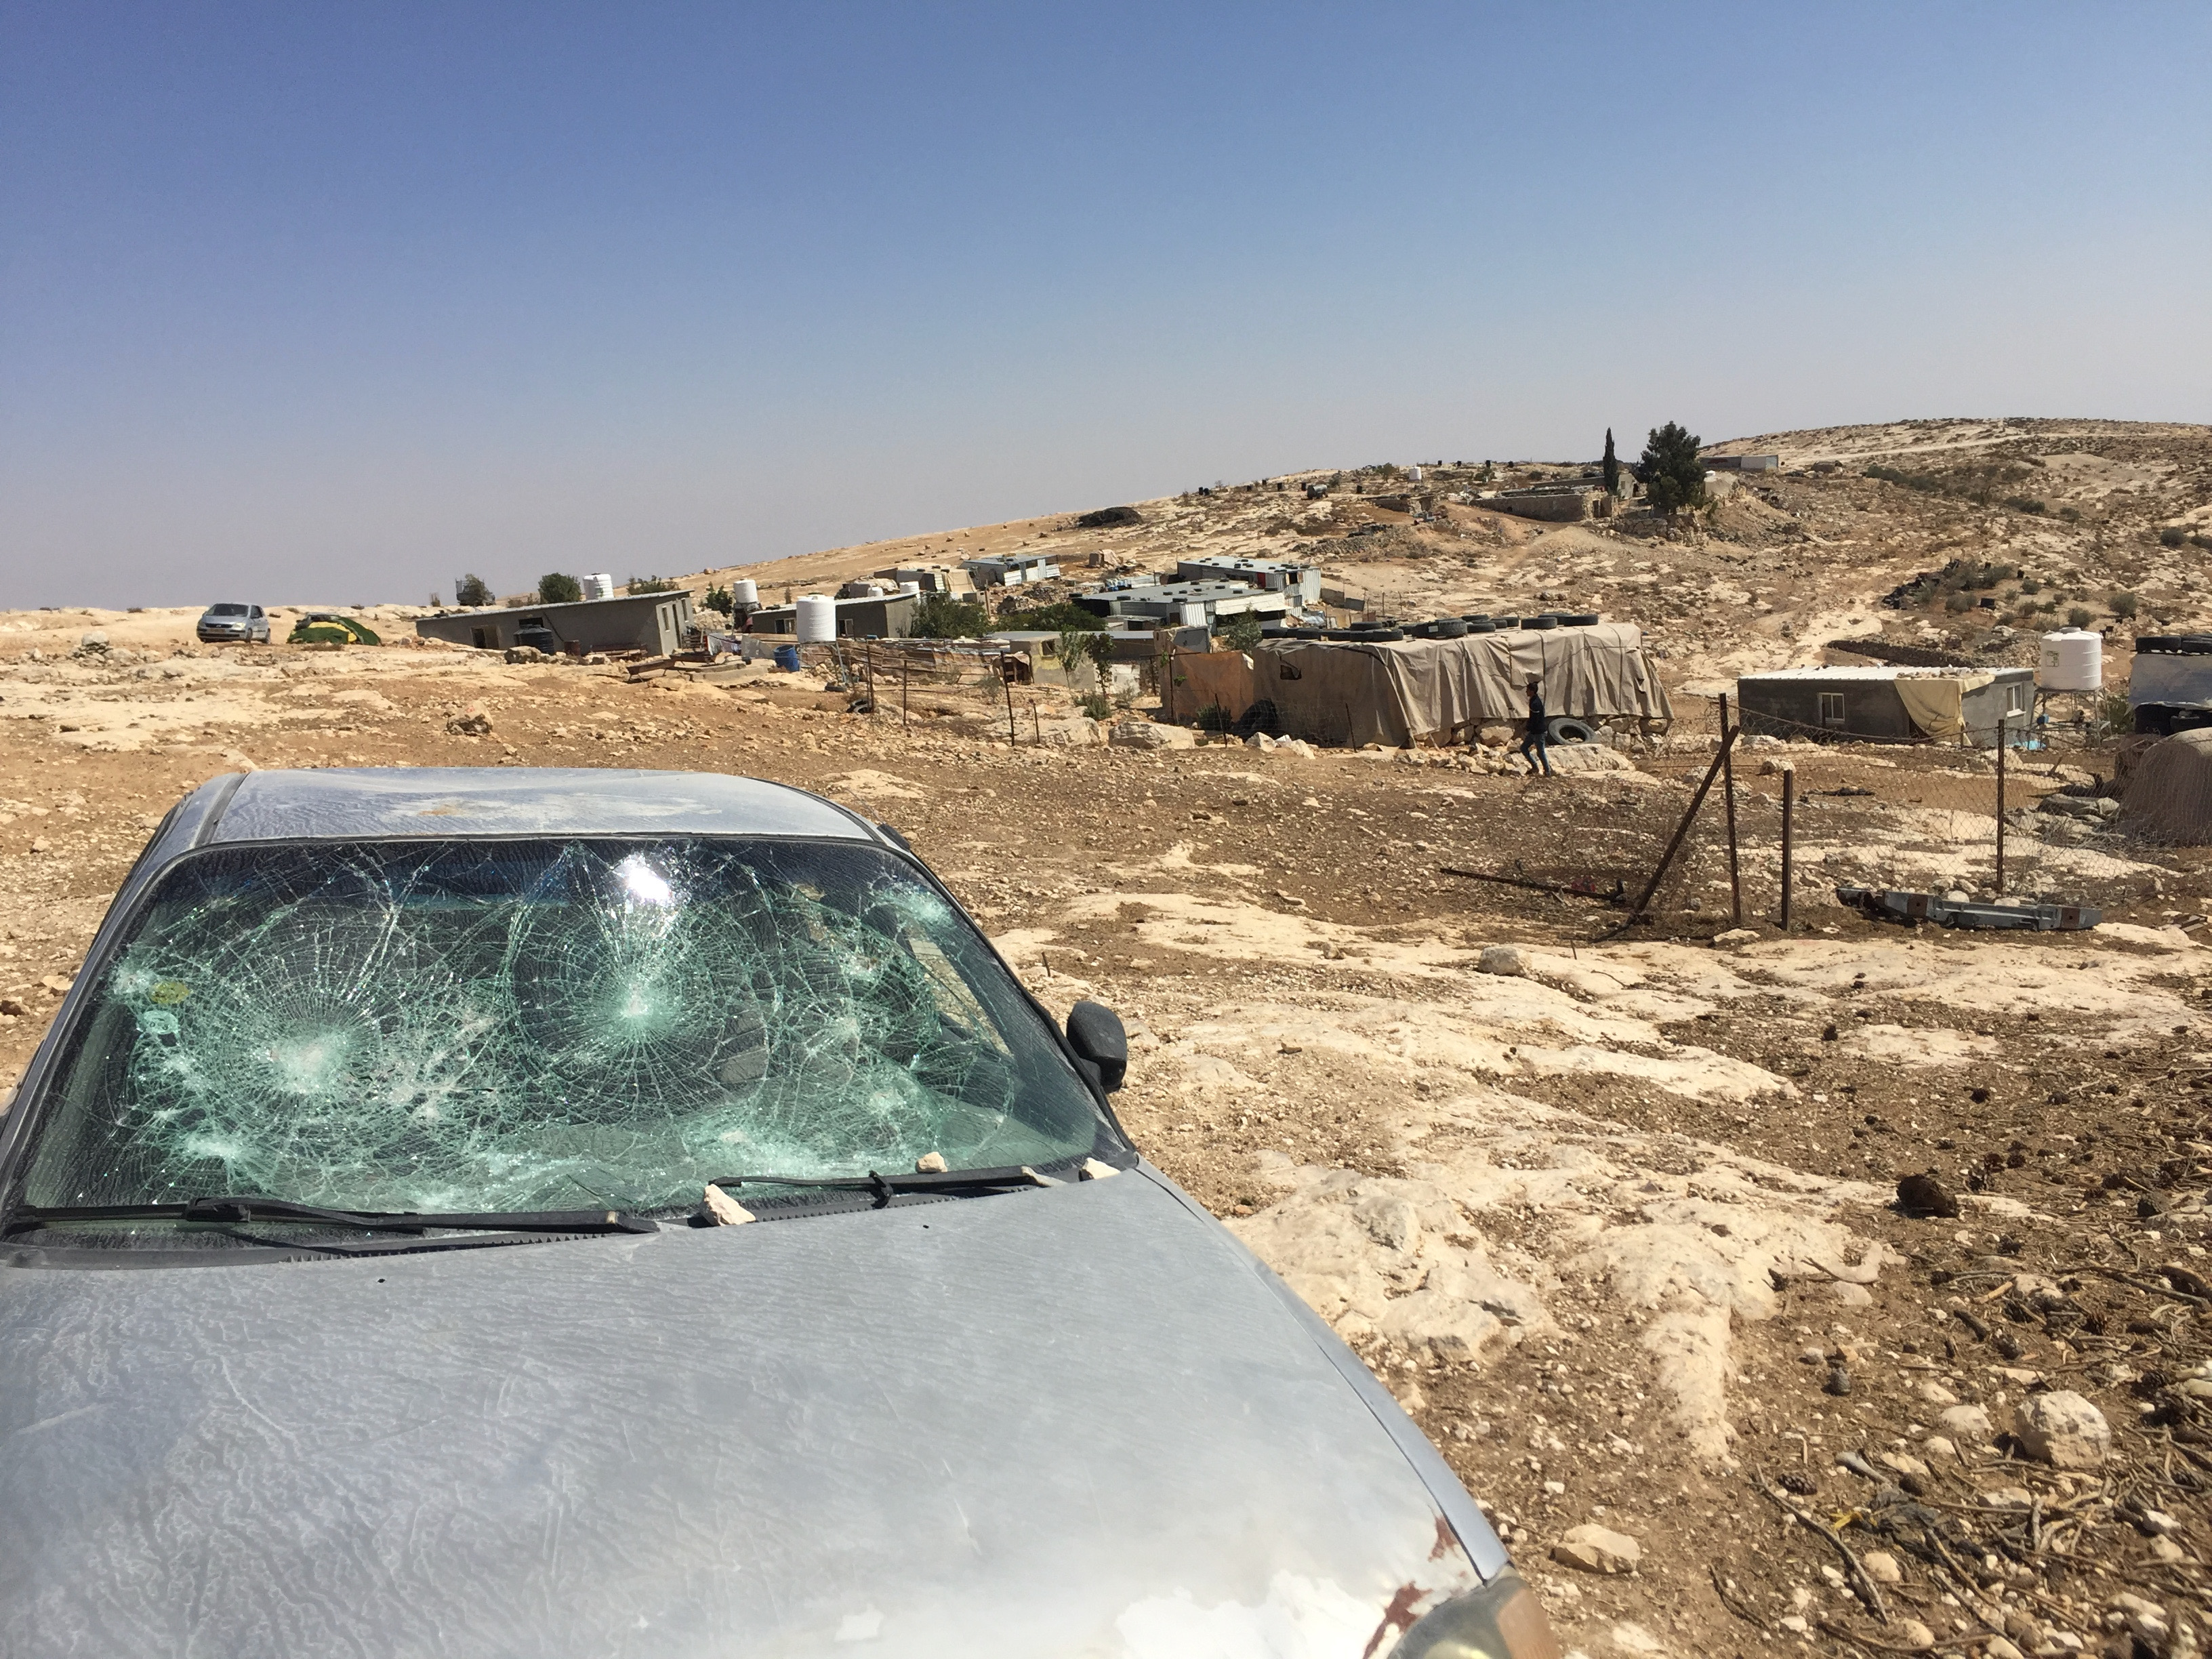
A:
1938;1404;1994;1443
1551;1523;1642;1574
1478;945;1530;977
2014;1391;2110;1469
1713;928;1761;947
1862;1551;1903;1585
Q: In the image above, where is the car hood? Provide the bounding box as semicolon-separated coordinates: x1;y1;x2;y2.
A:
0;1168;1494;1658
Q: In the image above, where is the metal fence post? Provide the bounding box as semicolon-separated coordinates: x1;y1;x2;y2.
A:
1718;692;1742;926
1779;764;1796;929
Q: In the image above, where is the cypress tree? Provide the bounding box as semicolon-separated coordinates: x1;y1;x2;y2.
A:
1601;428;1620;496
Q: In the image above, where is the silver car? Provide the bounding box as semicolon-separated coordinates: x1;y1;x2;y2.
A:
196;602;270;643
0;768;1556;1659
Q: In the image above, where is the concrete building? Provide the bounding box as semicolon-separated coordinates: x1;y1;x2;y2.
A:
746;592;920;640
1735;665;2033;746
877;564;975;596
964;553;1062;588
1706;454;1781;473
1076;580;1290;630
1171;555;1324;605
1480;483;1605;523
415;592;695;657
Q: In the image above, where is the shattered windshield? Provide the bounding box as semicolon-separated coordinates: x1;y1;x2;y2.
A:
17;838;1105;1218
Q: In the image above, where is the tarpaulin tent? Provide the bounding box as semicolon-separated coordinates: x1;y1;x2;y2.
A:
2120;729;2212;845
1250;623;1672;748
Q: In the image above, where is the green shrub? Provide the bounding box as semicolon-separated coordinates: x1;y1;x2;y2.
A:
1080;693;1112;720
627;575;683;594
1220;615;1265;653
537;572;583;605
909;594;989;638
701;585;733;615
2002;496;2046;514
2058;506;2081;522
454;573;493;607
998;599;1103;632
2019;577;2041;595
2160;527;2186;548
2066;607;2094;629
2109;591;2138;619
1194;703;1231;732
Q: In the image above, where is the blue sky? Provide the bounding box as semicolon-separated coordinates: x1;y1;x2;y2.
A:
3;2;2205;609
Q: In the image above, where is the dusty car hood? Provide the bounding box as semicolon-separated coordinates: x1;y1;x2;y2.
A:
0;1168;1494;1658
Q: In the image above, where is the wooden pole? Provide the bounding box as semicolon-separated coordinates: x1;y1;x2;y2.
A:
1002;653;1017;747
1994;713;2007;895
1718;692;1743;926
1030;696;1040;744
864;644;876;716
1780;764;1796;929
901;649;910;731
1618;724;1740;933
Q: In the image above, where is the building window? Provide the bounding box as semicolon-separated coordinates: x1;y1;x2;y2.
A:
1818;692;1845;727
2007;682;2030;712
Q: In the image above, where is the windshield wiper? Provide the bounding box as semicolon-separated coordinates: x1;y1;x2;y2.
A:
707;1165;1063;1206
3;1197;659;1237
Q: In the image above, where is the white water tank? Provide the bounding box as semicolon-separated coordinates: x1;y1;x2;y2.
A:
898;580;920;596
2039;628;2102;692
731;579;758;609
796;594;838;643
581;573;615;602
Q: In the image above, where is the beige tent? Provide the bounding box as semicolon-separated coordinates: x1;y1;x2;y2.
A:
2120;729;2212;844
1252;623;1673;748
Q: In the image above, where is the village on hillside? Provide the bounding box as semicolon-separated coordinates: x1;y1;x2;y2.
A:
5;415;2212;1659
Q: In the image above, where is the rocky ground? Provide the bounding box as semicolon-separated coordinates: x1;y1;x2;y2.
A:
4;417;2211;1659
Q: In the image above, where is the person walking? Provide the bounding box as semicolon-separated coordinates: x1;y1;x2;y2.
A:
1520;680;1553;776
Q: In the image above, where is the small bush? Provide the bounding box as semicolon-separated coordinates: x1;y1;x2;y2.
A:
2018;577;2041;594
701;585;733;615
627;575;683;594
2109;591;2138;619
2066;607;2095;629
1080;693;1112;720
454;573;493;607
1195;703;1231;733
909;594;989;638
2160;527;2186;548
537;573;582;605
2058;506;2081;522
2002;495;2046;514
1219;615;1265;653
1944;592;1975;613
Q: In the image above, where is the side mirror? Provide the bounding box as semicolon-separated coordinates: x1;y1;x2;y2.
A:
1065;1001;1128;1092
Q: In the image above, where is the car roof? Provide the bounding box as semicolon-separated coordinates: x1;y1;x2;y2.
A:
169;768;878;852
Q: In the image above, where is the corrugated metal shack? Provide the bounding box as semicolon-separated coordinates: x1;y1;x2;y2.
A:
415;592;694;656
1735;665;2032;745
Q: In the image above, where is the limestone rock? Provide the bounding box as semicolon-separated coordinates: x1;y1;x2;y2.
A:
1862;1551;1903;1585
1712;928;1761;947
1477;945;1529;977
1938;1403;1994;1442
2014;1390;2110;1469
1551;1523;1641;1574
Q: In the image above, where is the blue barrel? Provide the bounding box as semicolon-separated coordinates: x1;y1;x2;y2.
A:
773;644;802;672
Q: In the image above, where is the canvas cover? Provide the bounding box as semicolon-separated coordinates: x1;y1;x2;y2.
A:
2120;729;2212;845
2131;653;2212;712
1254;623;1672;748
1166;649;1260;724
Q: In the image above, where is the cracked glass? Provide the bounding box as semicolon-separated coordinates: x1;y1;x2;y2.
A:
20;838;1104;1215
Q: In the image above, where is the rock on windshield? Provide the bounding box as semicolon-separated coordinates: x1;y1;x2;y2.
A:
25;838;1101;1214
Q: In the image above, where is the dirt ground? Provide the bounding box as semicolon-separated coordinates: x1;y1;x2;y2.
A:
5;416;2211;1659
